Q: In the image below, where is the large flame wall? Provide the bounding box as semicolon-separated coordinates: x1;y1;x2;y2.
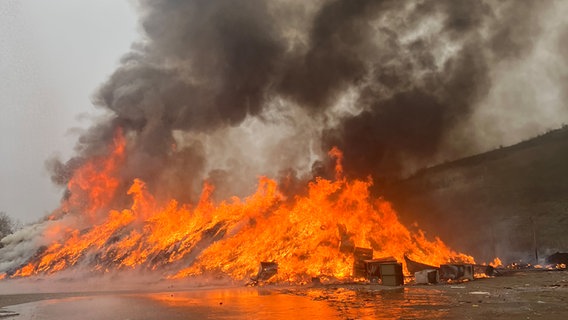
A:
5;133;473;282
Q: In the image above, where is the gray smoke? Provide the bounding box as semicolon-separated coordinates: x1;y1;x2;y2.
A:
47;0;568;205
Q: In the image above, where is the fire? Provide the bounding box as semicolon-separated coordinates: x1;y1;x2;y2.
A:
58;128;126;222
6;130;474;282
489;257;502;268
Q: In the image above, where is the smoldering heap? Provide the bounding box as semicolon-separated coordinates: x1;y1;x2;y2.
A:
1;0;567;280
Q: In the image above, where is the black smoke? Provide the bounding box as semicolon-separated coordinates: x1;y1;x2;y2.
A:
48;0;557;206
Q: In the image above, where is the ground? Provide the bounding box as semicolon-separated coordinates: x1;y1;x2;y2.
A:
0;270;567;319
284;270;568;319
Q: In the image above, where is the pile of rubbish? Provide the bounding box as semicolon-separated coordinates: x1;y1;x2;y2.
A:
248;248;567;287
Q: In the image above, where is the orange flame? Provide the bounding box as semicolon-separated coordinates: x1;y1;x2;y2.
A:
9;131;474;282
489;257;502;268
60;128;126;222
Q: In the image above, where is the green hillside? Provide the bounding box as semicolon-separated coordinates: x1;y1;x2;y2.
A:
385;126;568;264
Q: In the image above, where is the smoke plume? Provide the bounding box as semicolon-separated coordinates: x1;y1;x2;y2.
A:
50;0;567;203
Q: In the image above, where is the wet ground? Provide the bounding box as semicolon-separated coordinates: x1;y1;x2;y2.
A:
286;270;568;319
0;270;567;319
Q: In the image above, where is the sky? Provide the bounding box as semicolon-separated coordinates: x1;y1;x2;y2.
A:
0;0;138;223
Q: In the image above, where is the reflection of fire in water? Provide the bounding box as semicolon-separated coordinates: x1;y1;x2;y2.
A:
6;130;473;282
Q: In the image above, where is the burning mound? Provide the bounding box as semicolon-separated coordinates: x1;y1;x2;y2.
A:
0;132;472;283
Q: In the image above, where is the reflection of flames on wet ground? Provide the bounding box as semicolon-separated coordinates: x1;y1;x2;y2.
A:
3;129;474;283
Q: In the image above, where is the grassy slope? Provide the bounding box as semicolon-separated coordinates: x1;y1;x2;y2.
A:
384;127;568;263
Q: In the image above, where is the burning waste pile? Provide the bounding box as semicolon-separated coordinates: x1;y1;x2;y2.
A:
1;0;566;287
0;142;474;284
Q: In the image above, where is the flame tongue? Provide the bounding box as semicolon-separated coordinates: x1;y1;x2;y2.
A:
10;133;473;281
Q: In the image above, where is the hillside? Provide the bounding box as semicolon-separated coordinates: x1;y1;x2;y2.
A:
385;126;568;263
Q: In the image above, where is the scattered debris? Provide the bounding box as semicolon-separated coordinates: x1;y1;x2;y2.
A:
248;261;278;286
440;264;474;281
505;262;534;270
352;247;373;278
0;309;19;318
256;261;278;281
415;269;439;284
546;252;568;266
404;255;437;273
364;260;381;282
379;263;404;286
473;264;495;276
241;251;564;290
364;257;397;282
337;224;356;254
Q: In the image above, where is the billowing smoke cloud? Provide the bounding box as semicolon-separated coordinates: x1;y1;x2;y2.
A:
317;0;553;181
47;0;567;204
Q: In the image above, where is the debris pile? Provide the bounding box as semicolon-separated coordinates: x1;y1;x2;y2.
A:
247;250;568;288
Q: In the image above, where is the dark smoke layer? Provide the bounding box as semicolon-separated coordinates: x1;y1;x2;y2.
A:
47;0;566;205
